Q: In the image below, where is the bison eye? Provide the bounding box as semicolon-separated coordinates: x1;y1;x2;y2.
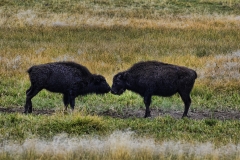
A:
116;81;122;85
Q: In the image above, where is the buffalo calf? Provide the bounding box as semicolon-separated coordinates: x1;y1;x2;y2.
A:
111;61;197;118
24;61;110;113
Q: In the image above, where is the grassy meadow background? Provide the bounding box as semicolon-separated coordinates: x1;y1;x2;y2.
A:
1;0;240;159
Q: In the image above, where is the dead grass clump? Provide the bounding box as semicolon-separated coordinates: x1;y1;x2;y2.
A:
1;131;240;160
199;51;240;81
197;50;240;91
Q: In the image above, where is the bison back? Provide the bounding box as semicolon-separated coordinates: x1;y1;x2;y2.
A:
126;61;197;96
27;62;92;93
128;61;196;80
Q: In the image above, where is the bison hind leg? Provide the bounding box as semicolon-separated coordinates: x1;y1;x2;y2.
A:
24;86;42;114
178;91;191;118
26;86;32;95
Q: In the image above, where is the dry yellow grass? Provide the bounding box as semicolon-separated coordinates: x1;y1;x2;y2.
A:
1;131;240;160
1;9;240;29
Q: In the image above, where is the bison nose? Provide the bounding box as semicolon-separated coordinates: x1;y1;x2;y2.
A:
111;89;117;94
107;86;111;92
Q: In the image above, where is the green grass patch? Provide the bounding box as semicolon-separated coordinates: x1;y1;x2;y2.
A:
0;113;107;140
0;112;240;146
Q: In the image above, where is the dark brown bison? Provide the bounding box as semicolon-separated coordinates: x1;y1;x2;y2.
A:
111;61;197;118
24;61;110;113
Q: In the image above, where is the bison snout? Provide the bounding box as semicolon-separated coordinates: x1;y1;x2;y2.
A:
99;85;111;94
111;89;117;95
106;86;111;93
111;88;125;95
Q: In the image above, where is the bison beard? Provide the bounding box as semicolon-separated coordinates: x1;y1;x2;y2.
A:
24;62;110;114
111;61;197;118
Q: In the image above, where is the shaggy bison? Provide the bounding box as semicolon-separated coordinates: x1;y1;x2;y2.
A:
111;61;197;118
24;62;110;113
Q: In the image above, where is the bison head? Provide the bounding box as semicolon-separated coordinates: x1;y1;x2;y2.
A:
111;72;128;95
91;75;111;94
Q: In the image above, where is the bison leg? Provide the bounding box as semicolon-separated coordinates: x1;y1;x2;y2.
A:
26;86;32;95
143;94;152;118
69;93;76;111
179;92;191;118
63;94;70;111
24;86;42;114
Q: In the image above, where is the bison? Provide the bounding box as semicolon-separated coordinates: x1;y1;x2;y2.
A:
111;61;197;118
24;61;110;113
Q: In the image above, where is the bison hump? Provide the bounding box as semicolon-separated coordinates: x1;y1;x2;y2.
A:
127;61;172;75
57;62;92;76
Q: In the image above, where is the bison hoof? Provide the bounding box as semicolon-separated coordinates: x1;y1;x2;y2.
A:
144;114;151;118
182;115;190;119
23;110;32;114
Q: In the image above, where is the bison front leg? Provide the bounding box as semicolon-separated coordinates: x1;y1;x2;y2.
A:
24;99;33;114
143;94;152;118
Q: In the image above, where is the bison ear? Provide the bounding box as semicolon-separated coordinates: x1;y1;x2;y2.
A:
123;72;129;79
118;72;128;80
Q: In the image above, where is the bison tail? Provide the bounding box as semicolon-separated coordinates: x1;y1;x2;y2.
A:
193;71;197;79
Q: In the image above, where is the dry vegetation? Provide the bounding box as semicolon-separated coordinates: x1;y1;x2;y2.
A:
1;131;240;160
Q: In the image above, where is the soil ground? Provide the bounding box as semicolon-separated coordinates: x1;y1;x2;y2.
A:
99;108;240;120
0;107;240;120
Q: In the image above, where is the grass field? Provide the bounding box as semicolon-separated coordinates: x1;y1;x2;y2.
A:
1;0;240;159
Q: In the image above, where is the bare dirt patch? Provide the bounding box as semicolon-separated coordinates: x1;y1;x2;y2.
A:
0;107;55;115
1;107;239;120
100;109;240;120
100;108;240;120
